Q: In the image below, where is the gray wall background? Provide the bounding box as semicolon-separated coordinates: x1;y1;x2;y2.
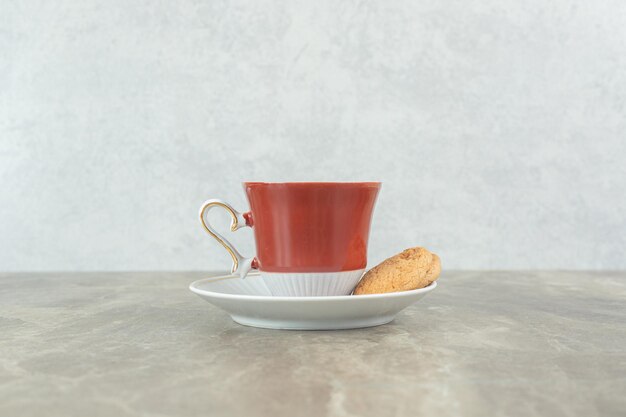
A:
2;0;625;271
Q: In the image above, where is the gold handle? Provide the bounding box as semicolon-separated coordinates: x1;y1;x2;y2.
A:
199;199;255;277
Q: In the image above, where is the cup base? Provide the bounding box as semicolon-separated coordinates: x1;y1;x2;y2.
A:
260;269;365;297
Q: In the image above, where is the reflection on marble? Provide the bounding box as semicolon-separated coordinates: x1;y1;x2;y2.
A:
0;271;625;417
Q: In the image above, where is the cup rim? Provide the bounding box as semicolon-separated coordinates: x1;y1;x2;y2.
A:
244;181;381;187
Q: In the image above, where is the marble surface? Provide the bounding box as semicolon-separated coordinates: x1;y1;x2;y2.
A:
1;271;625;417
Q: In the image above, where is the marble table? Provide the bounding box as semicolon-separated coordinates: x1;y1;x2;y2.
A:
1;271;624;417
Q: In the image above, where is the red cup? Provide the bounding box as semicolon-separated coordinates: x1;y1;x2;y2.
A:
200;182;381;296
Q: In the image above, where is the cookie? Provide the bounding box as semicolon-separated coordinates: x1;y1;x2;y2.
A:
353;247;441;295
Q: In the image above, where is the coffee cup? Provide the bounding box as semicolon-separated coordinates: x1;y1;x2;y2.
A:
199;182;380;296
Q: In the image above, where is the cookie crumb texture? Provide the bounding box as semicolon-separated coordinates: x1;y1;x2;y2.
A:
353;247;441;295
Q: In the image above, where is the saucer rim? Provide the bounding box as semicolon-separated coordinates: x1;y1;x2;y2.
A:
189;272;437;302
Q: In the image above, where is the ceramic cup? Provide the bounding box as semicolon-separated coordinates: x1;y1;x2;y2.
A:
199;182;381;296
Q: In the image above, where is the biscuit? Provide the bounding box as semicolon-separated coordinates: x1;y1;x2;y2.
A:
353;247;441;295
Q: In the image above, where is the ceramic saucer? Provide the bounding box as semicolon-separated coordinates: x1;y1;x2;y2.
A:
189;272;437;330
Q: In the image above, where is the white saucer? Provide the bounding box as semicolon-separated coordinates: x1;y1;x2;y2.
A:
189;272;437;330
